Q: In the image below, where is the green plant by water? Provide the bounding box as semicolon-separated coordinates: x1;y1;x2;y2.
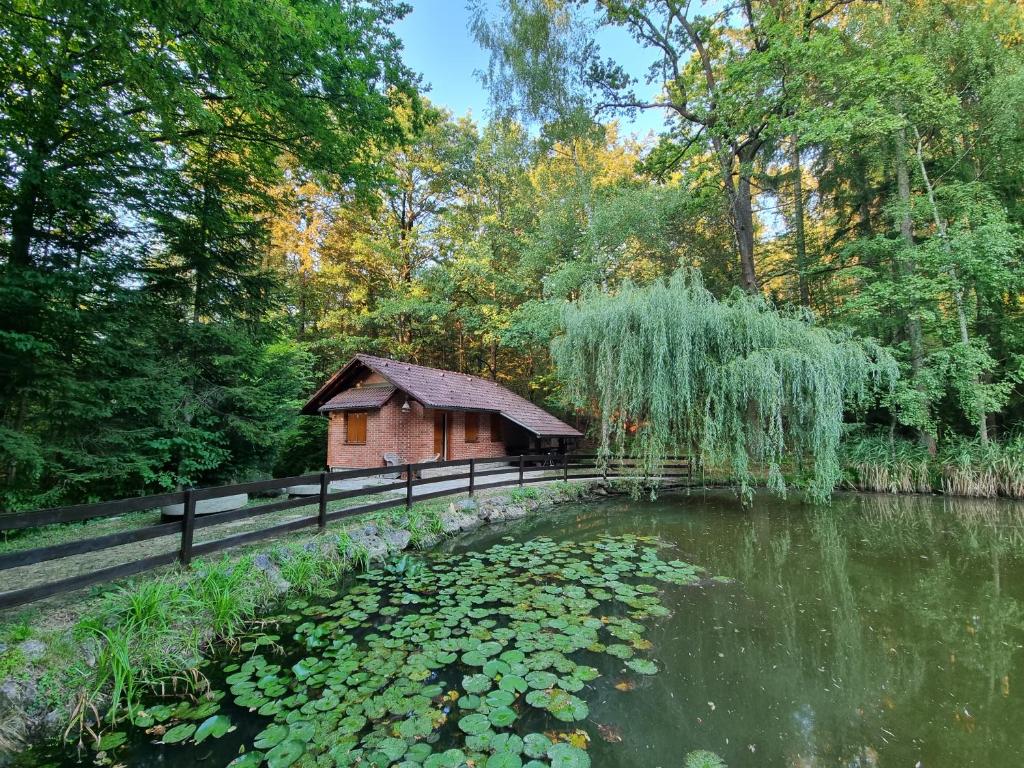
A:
67;535;720;768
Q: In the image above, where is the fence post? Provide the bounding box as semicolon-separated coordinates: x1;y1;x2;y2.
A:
405;464;413;509
518;455;524;486
563;453;568;482
468;458;475;497
179;488;196;567
318;471;329;531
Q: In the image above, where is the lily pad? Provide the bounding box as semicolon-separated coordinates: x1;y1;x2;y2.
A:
547;742;591;768
254;723;289;750
95;731;127;751
488;706;517;727
161;723;196;744
625;659;659;675
458;713;491;735
266;738;305;768
194;715;231;744
523;733;551;759
226;752;264;768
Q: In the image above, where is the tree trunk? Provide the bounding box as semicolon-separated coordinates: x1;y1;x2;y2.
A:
10;175;41;269
791;138;810;307
734;171;760;294
894;130;936;454
912;127;988;444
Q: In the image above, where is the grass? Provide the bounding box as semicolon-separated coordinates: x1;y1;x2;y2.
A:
841;433;1024;499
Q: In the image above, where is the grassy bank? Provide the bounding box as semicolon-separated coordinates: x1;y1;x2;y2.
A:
841;434;1024;498
0;482;593;757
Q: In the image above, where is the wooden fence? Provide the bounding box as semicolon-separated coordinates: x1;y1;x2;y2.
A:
0;454;693;610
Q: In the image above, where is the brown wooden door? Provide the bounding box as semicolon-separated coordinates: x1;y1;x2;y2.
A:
433;410;447;458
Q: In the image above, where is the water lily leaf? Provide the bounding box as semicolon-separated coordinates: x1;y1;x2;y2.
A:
406;742;433;762
625;659;658;675
338;714;367;735
161;723;196;744
266;738;305;768
547;742;591;768
458;713;490;735
379;737;409;760
483;659;511;678
484;690;516;708
462;673;491;694
487;752;523;768
525;671;557;690
194;715;231;744
498;674;527;693
488;706;517;727
523;733;551;759
423;747;468;767
524;689;588;722
605;644;633;659
226;751;264;768
253;723;289;750
96;731;127;751
489;733;524;753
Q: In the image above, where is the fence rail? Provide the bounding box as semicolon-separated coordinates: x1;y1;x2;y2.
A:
0;454;693;610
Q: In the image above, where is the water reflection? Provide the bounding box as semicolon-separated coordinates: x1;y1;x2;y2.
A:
454;491;1024;767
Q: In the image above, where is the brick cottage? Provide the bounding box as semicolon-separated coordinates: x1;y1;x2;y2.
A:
301;354;583;470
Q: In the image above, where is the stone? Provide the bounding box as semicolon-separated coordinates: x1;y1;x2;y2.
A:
416;533;443;549
440;510;481;534
253;553;274;572
1;678;36;708
16;640;46;662
502;505;528;520
347;533;388;561
161;493;248;517
383;529;411;552
285;483;320;496
454;498;479;512
350;522;379;538
251;552;290;595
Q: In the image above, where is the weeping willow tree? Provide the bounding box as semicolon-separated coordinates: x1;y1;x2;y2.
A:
553;271;898;503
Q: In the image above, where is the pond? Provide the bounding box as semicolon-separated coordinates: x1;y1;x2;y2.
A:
21;490;1024;767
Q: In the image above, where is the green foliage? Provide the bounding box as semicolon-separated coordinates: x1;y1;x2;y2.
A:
508;487;541;502
0;0;415;508
555;270;898;502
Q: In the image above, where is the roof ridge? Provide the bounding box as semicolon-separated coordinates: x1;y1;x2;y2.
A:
357;353;506;388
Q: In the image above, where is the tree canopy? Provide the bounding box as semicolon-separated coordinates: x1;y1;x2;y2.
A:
2;0;1024;509
555;271;897;501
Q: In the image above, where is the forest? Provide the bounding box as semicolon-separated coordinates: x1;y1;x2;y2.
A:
2;0;1023;510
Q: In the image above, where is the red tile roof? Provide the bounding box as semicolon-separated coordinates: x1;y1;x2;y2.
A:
302;354;582;438
320;384;396;412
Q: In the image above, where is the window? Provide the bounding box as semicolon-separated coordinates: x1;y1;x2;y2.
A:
345;411;367;444
490;413;502;442
465;412;479;443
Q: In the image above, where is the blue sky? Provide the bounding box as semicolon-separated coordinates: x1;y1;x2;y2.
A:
394;0;671;139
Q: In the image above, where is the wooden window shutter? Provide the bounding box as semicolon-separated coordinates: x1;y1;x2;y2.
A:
490;413;502;441
345;412;367;444
465;412;479;443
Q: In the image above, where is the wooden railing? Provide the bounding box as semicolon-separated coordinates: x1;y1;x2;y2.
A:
0;454;694;610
